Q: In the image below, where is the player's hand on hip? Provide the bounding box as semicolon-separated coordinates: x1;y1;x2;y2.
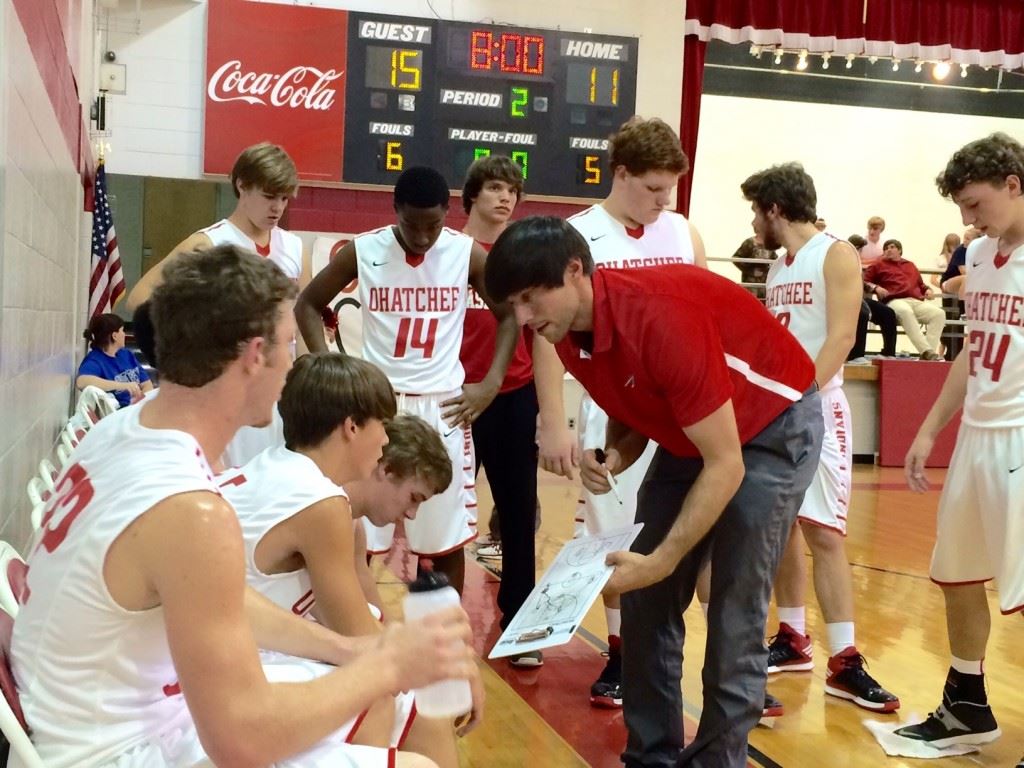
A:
604;551;669;595
580;448;620;495
904;433;935;492
537;421;579;480
456;660;486;737
442;382;498;428
382;606;475;694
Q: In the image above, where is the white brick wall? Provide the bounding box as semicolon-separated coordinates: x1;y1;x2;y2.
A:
104;0;209;178
0;0;89;551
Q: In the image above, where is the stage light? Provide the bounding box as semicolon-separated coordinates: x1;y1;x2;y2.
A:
933;61;951;80
822;53;830;70
915;61;923;73
845;54;855;69
961;63;969;78
892;59;900;71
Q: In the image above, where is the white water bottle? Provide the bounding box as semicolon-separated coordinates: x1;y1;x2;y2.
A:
402;571;472;718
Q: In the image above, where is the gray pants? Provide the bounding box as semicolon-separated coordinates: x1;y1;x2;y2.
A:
621;390;823;768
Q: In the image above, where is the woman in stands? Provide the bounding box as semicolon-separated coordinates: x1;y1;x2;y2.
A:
75;313;153;407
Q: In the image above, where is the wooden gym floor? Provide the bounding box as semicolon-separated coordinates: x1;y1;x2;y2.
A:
373;464;1023;767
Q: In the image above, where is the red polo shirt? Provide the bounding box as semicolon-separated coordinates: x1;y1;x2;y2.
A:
863;257;928;301
557;266;815;457
460;241;534;391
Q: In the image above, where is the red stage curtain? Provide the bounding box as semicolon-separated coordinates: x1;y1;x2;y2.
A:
684;0;1024;64
677;36;705;218
865;0;1024;68
677;0;1024;213
683;0;865;53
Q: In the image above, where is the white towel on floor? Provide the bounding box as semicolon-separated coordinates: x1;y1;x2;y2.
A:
864;719;981;758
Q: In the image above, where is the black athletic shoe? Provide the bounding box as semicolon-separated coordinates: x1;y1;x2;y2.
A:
766;622;814;673
825;647;900;712
762;692;784;718
589;650;622;709
894;693;1001;748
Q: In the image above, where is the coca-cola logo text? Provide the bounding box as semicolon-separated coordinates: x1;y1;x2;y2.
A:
207;60;343;111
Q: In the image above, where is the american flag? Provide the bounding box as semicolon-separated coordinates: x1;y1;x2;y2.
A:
88;161;125;317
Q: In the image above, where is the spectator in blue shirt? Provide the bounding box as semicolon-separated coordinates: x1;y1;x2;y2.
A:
76;313;153;407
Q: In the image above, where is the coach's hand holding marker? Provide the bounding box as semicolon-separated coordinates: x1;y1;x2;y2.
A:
593;449;624;506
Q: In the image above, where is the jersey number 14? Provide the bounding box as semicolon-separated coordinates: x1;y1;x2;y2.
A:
394;317;438;358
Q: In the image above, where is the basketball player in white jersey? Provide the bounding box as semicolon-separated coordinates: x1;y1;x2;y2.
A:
743;163;900;713
10;246;475;768
567;116;706;707
123;142;309;466
221;355;476;767
345;413;455;617
125;142;309;311
295;166;519;595
899;134;1024;761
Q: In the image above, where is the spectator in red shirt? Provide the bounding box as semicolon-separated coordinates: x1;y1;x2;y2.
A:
484;215;823;768
860;215;886;265
863;239;946;359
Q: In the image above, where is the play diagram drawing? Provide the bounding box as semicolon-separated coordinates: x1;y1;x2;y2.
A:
489;523;643;659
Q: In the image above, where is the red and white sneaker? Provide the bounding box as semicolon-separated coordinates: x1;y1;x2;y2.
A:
762;692;784;718
766;623;814;673
825;647;900;712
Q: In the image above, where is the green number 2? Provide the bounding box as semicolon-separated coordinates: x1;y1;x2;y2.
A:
510;87;529;118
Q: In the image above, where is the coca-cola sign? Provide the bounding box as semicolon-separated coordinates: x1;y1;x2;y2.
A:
206;60;343;111
204;0;348;182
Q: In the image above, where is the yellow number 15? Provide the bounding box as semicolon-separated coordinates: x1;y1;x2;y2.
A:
390;50;421;90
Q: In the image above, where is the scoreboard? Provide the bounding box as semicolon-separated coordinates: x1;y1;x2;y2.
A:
203;3;638;200
345;14;638;197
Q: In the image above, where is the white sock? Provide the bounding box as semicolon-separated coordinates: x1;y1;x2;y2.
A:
826;622;855;656
777;606;806;636
700;602;709;620
605;607;621;637
951;656;984;676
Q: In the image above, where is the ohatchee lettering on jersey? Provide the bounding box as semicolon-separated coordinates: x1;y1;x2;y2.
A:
356;226;472;393
202;219;304;280
960;236;1024;427
10;405;220;768
568;204;695;268
220;445;348;618
765;232;840;389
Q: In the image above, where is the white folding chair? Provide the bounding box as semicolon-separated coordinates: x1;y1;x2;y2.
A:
67;411;92;443
55;442;71;468
25;478;48;509
0;544;27;619
0;607;44;767
37;459;58;495
59;425;77;454
29;502;47;534
78;385;119;421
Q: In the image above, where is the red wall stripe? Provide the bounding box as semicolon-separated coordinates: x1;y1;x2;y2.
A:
286;187;588;234
11;0;84;172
